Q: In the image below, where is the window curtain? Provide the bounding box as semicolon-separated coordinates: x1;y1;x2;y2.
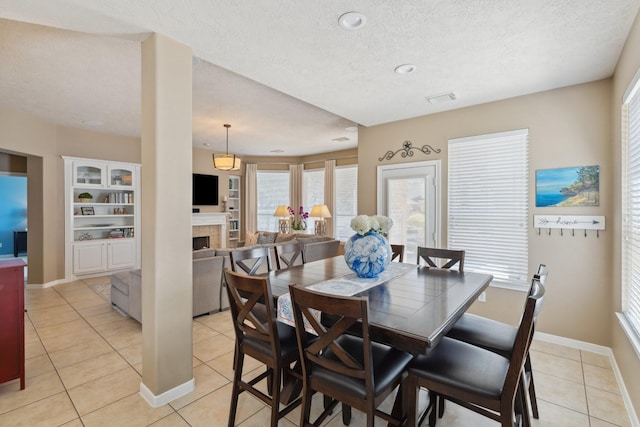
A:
324;160;336;237
244;163;257;234
290;163;303;218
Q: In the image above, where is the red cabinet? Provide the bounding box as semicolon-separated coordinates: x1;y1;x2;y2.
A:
0;259;26;389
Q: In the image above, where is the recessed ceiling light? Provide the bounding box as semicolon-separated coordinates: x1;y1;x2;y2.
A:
82;120;103;126
270;149;285;153
338;12;367;30
332;137;350;142
426;92;457;104
394;64;416;74
203;143;211;147
345;126;358;132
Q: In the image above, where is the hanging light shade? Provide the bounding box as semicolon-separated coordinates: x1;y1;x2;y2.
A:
213;124;242;171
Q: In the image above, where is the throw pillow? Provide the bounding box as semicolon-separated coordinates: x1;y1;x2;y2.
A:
245;232;258;246
258;231;278;244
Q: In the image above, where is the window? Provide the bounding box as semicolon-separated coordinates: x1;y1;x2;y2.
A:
334;165;358;241
303;169;325;210
448;129;529;288
256;171;289;231
622;70;640;347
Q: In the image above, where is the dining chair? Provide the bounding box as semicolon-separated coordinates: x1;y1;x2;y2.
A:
288;284;413;427
406;278;545;427
229;246;274;276
274;240;304;270
390;244;404;262
224;269;304;427
302;239;340;263
445;264;548;419
416;247;464;272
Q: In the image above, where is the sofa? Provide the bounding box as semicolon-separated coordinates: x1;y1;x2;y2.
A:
110;233;340;323
110;248;226;323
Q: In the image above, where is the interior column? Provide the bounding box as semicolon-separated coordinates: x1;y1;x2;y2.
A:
140;33;194;406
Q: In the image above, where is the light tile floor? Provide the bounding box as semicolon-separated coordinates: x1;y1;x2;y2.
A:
0;275;634;426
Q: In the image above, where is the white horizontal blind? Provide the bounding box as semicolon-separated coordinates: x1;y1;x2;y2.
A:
334;166;358;241
256;171;290;232
448;129;529;287
303;169;325;210
623;74;640;338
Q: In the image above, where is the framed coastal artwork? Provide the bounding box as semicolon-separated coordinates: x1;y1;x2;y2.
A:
535;165;600;207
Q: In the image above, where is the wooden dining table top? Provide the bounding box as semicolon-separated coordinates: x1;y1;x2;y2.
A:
264;256;493;354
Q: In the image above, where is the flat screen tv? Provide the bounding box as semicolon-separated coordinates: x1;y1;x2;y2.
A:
192;173;219;205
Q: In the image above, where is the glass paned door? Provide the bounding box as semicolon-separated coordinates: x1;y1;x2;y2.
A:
377;161;439;262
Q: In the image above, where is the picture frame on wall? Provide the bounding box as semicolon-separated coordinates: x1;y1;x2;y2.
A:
81;207;95;215
535;165;600;207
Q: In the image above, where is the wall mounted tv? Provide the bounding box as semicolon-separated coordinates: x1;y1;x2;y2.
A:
192;173;219;205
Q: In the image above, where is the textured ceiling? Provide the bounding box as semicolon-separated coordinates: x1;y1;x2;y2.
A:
0;0;639;156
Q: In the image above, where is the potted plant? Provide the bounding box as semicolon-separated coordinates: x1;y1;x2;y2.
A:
78;192;93;203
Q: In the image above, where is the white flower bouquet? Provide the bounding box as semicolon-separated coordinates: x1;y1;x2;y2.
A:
350;214;393;236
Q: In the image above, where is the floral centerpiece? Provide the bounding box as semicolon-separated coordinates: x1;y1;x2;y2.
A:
288;206;309;231
344;214;393;278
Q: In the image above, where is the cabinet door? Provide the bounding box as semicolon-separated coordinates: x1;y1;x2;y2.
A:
73;161;106;187
107;239;136;270
107;165;135;188
73;242;107;274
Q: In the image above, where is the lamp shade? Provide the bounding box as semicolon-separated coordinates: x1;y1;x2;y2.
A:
310;204;332;218
273;205;289;217
212;154;241;171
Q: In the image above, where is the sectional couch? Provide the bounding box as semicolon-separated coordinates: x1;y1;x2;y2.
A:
110;233;340;323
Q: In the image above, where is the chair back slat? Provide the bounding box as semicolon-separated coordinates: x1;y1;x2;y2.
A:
289;285;371;385
417;247;465;272
274;241;304;270
230;246;274;276
504;278;545;399
224;269;278;353
390;244;404;262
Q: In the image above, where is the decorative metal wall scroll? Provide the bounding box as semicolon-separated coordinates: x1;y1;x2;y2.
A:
378;141;441;161
533;215;605;237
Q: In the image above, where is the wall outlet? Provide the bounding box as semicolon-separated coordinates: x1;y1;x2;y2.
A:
478;291;486;302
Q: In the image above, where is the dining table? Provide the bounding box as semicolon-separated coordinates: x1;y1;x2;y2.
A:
266;255;494;355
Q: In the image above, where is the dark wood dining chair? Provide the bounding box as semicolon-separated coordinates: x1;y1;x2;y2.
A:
288;284;413;427
224;269;303;427
445;263;548;420
416;247;465;272
229;246;274;276
390;244;404;262
274;240;304;270
407;278;545;427
302;239;340;263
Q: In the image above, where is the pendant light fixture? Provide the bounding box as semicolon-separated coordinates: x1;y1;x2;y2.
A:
213;123;241;171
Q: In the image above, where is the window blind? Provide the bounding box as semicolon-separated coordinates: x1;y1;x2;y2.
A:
448;129;529;288
334;166;358;241
303;169;325;210
256;171;290;232
623;75;640;338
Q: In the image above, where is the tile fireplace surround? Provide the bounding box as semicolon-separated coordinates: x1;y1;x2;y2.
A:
192;213;228;249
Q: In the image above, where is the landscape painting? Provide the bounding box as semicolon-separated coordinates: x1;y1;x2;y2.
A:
536;165;600;207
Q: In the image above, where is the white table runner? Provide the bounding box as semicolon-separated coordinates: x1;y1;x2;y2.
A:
277;262;417;332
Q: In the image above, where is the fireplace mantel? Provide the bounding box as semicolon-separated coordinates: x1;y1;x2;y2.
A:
192;213;229;248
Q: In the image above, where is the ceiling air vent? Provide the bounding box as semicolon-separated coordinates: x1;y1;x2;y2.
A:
426;92;457;105
332;137;350;142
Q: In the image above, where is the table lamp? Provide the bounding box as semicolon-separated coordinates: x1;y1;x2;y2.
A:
273;205;291;234
310;204;332;236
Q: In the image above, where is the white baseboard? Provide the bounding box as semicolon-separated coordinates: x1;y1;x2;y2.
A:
140;378;195;408
535;332;640;427
26;278;66;289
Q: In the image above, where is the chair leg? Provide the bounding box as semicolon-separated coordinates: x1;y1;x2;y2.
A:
228;352;244;427
342;403;352;425
406;375;419;427
300;385;314;427
428;391;438;427
524;354;539;419
270;366;282;427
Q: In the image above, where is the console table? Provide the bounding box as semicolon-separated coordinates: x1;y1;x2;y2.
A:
13;231;27;257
